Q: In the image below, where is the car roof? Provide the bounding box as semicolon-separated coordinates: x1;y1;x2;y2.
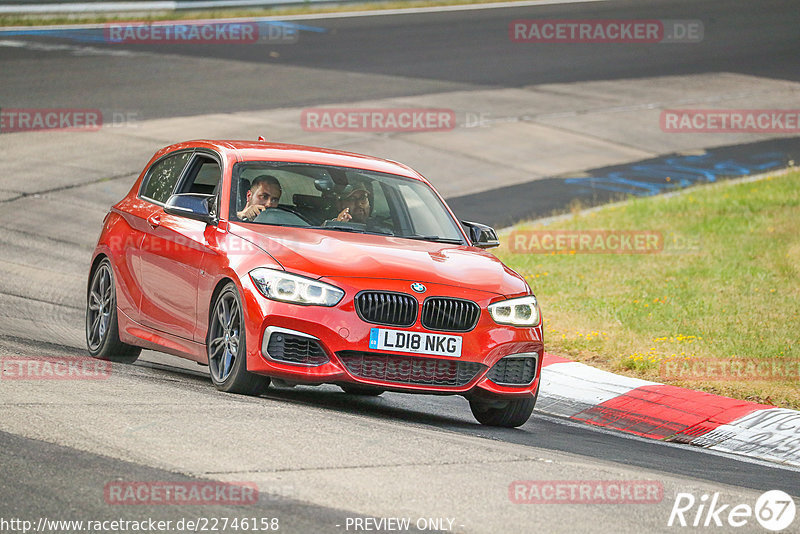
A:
163;139;428;184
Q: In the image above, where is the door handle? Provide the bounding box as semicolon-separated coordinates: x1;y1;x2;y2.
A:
147;214;161;228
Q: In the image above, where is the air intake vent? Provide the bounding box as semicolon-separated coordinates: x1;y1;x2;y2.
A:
421;298;480;332
355;291;417;327
486;356;538;386
266;331;328;366
337;351;484;387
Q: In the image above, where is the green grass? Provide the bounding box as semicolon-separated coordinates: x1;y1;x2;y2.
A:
494;169;800;409
0;0;530;27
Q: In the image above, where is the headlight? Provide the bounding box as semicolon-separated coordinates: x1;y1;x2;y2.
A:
488;295;540;326
250;268;344;307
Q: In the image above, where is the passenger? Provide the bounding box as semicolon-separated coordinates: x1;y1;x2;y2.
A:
334;182;372;224
237;175;282;221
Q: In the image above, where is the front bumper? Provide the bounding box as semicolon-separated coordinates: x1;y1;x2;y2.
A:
241;276;543;397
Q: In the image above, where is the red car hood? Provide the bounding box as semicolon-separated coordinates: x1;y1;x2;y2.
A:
231;225;528;297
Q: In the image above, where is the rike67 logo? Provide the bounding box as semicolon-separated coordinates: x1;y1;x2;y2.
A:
668;490;796;531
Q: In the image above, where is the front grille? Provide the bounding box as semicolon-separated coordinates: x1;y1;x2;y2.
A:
266;332;328;366
337;351;484;387
421;298;480;332
486;356;538;386
355;291;417;327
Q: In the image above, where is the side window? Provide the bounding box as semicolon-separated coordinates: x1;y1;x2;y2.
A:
141;152;191;204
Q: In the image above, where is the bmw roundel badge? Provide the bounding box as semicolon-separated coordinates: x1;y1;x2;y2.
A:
411;283;426;293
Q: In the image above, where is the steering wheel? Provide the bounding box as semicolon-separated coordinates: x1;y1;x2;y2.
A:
253;206;313;226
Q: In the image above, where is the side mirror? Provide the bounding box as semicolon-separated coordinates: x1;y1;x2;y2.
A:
165;193;213;223
462;220;499;249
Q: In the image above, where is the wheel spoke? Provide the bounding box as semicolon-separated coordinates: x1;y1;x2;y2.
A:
91;313;101;335
229;331;239;350
89;291;102;311
210;346;225;366
98;270;107;296
222;351;234;379
88;317;99;345
222;297;232;329
98;312;109;338
229;300;239;329
209;336;225;359
216;303;227;331
102;286;113;308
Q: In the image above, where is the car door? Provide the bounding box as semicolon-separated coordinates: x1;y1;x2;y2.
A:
136;150;221;340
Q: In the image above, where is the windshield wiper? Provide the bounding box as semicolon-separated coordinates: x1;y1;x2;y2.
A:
307;225;368;234
308;224;395;237
402;235;464;244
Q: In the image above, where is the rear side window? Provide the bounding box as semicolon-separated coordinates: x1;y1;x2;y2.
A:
141;152;191;204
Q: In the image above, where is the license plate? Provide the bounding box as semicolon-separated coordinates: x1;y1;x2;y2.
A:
368;328;462;357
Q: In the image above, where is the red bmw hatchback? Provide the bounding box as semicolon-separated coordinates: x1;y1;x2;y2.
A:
86;140;544;427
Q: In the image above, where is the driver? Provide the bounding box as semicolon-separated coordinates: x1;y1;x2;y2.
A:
334;182;371;224
237;175;282;221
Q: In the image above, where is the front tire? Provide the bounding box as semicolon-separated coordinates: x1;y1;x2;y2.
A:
207;283;269;396
469;392;536;428
86;258;141;364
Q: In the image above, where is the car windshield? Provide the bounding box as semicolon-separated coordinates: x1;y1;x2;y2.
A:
230;162;466;244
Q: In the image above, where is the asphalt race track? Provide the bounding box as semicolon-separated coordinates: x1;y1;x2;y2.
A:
1;0;799;116
1;0;799;532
